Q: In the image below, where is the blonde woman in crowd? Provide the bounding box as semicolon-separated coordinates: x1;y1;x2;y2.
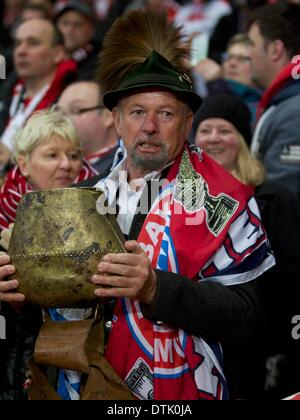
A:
0;109;96;232
0;109;97;400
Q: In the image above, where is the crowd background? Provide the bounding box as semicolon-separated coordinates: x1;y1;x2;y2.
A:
0;0;271;74
1;0;300;193
0;0;299;401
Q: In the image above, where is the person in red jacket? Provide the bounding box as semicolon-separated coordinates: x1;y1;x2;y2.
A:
0;18;77;171
0;109;96;232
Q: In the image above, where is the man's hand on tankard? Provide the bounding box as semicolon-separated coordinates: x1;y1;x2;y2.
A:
91;241;157;304
0;252;25;304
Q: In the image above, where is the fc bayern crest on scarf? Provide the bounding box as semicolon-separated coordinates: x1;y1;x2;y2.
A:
174;149;239;237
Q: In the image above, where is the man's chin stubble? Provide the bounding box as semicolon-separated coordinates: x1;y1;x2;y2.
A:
129;149;169;172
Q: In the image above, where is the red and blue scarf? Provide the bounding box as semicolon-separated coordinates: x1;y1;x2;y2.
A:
105;145;274;400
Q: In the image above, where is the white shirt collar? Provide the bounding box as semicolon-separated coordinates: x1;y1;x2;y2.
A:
94;154;173;235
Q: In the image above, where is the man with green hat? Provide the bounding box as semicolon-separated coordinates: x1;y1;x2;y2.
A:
87;10;274;400
0;10;275;400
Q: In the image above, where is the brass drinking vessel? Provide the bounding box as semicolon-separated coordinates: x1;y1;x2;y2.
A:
8;188;125;307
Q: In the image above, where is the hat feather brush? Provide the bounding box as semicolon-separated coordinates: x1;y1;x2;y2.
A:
96;9;190;93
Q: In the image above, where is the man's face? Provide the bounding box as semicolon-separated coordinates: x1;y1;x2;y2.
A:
248;23;273;89
57;82;108;156
57;11;95;53
13;19;61;80
113;90;194;175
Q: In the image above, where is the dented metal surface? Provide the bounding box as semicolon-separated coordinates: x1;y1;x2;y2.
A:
8;188;125;307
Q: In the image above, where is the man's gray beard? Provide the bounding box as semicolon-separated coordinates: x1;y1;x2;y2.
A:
129;147;169;173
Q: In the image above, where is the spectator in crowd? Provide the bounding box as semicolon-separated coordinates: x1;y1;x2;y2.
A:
1;1;55;47
55;1;100;80
248;3;300;197
0;109;97;231
126;0;180;20
92;0;115;21
0;18;77;172
208;0;243;63
193;93;300;399
3;0;25;30
174;0;232;39
91;0;132;46
0;109;96;400
20;2;53;21
2;1;55;40
56;81;119;174
57;0;116;23
27;0;54;17
193;33;262;125
0;9;275;401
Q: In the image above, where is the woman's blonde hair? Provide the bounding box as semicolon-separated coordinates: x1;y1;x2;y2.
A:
13;110;81;161
231;135;266;187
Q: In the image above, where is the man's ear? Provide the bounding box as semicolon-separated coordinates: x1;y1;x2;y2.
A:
184;111;194;140
112;107;123;138
17;155;29;177
268;39;286;63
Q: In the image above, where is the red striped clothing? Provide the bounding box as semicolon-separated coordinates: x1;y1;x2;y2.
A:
0;160;96;231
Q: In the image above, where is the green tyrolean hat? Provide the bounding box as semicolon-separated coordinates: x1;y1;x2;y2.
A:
103;51;202;113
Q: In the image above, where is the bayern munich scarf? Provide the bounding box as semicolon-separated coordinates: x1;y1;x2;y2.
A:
0;161;97;230
104;145;274;400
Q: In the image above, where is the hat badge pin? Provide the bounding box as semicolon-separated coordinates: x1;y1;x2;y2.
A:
179;73;193;89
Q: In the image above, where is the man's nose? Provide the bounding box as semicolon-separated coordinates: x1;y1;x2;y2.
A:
142;114;158;135
15;42;27;55
63;24;74;34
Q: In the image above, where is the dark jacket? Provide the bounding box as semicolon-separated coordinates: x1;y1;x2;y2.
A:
72;42;101;81
0;72;18;136
90;145;119;175
0;173;275;400
0;303;42;400
238;180;300;399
